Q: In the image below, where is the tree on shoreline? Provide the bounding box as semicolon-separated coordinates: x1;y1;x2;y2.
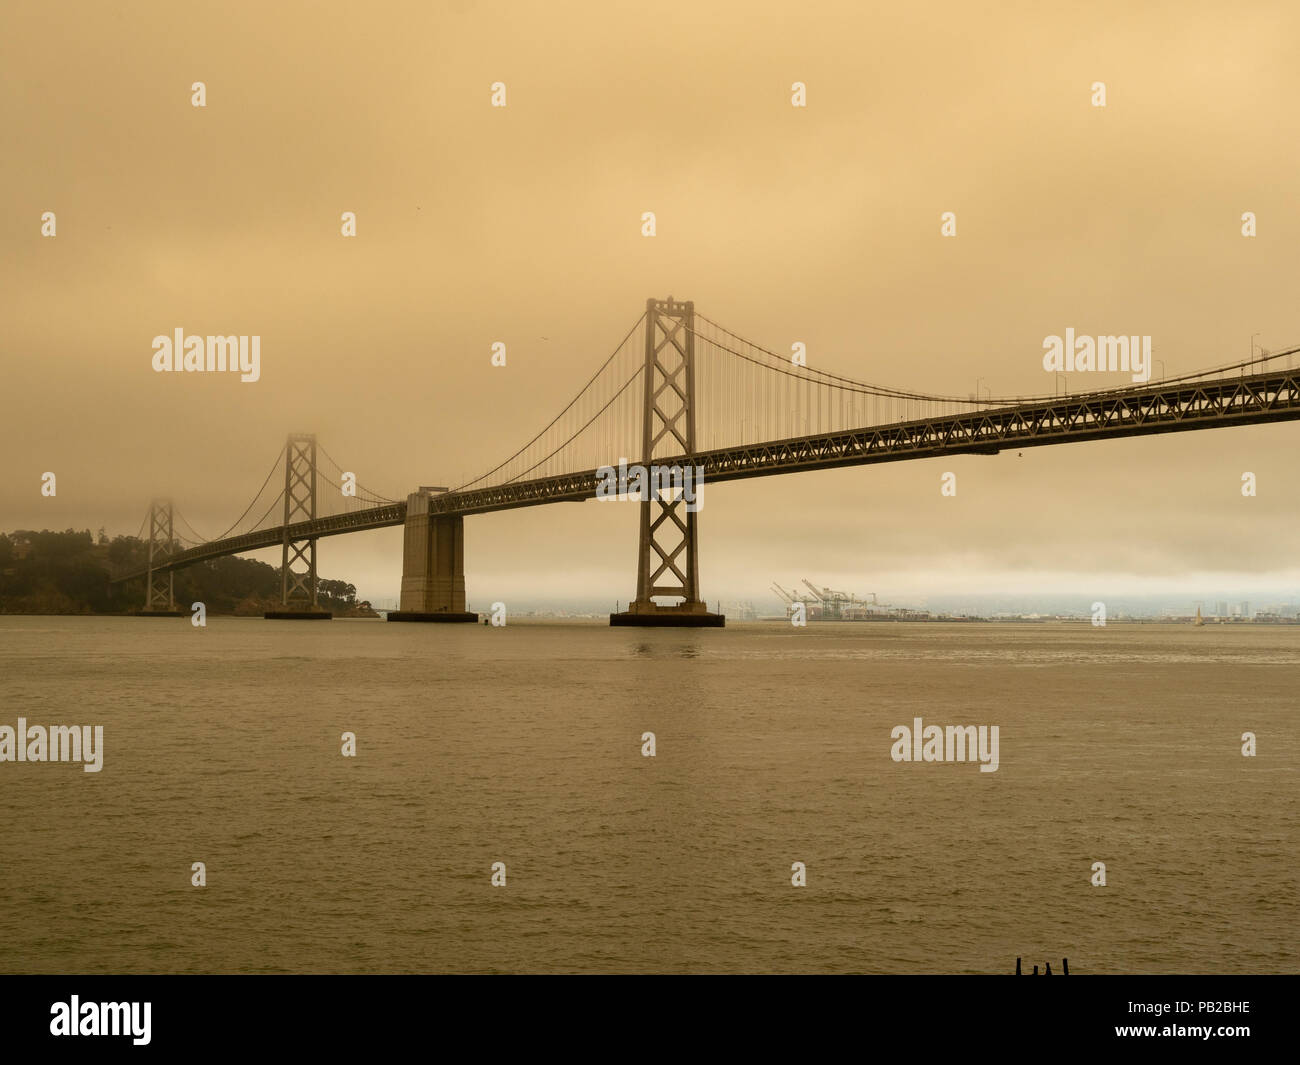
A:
0;530;377;616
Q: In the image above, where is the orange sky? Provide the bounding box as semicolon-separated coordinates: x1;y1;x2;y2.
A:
3;0;1299;606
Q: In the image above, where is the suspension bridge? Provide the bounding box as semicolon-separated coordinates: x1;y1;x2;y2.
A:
116;297;1300;625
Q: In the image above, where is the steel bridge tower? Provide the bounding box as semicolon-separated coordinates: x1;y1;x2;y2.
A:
266;432;331;619
140;497;181;615
611;297;724;626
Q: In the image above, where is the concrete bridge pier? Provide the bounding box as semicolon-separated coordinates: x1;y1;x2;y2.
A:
387;490;478;622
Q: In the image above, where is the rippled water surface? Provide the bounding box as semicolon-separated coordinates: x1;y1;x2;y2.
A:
1;616;1295;973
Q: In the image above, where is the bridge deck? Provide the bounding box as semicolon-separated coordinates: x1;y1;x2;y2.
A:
119;367;1300;579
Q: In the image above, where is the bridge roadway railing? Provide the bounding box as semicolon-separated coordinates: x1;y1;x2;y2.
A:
114;502;407;581
430;366;1300;510
119;367;1300;577
685;365;1300;485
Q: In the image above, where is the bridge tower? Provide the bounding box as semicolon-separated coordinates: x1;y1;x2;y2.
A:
611;297;724;627
266;433;331;619
140;498;181;615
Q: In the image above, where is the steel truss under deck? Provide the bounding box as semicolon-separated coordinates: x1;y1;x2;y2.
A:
118;367;1300;579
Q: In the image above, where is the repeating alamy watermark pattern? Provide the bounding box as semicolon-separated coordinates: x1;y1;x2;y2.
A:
595;459;704;512
0;718;103;772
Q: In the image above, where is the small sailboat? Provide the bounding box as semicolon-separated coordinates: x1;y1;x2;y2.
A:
1194;605;1205;627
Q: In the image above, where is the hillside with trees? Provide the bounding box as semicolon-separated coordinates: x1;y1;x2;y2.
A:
0;529;378;616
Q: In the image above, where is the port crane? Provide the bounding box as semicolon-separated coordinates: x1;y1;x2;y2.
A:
772;579;897;620
801;579;882;619
772;582;822;619
770;582;801;605
800;579;887;619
